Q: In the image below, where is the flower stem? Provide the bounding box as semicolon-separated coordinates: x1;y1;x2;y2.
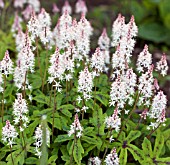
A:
98;130;109;156
23;71;27;99
102;129;113;164
66;80;68;104
36;37;43;80
81;98;85;120
116;92;140;141
52;87;56;140
19;120;26;149
70;134;77;164
147;123;161;139
93;82;100;135
10;145;14;165
135;117;142;130
22;131;26;148
42;37;48;92
49;82;54;107
1;75;6;123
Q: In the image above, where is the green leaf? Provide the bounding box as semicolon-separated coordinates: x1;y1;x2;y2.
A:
126;131;141;143
73;139;84;165
18;151;25;165
95;92;109;106
127;144;144;164
153;132;164;158
126;120;136;132
58;104;75;110
59;108;72;118
81;136;97;144
119;148;127;165
59;116;70;131
106;106;115;116
138;22;169;43
49;118;62;130
83;127;94;135
83;144;96;157
29;74;42;89
142;137;153;157
48;155;58;164
89;108;106;135
26;119;40;137
130;0;148;23
67;140;73;155
33;94;49;104
118;131;126;142
0;151;6;160
166;140;170;150
97;74;109;89
58;104;74;117
156;157;170;164
6;149;22;164
159;0;170;21
164;14;170;29
33;108;53;117
163;129;170;141
60;146;70;162
55;134;73;143
4;85;14;97
56;93;63;107
85;99;96;110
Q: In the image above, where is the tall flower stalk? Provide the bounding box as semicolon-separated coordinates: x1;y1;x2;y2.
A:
13;93;29;148
0;50;14;122
2;120;18;165
68;114;83;164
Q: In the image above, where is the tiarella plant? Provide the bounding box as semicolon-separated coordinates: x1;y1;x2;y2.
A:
0;0;170;165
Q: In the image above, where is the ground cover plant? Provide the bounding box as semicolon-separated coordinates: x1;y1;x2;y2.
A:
0;0;170;165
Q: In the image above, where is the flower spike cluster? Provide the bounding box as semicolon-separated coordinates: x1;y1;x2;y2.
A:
48;47;65;92
105;107;121;132
109;77;128;108
34;124;50;158
14;30;35;90
0;0;4;8
137;45;152;73
11;12;23;35
88;157;101;165
0;50;14;76
13;93;29;131
2;120;18;147
105;148;119;165
75;0;87;14
147;91;167;129
27;11;40;42
0;73;3;92
78;66;93;100
138;65;154;107
111;14;125;47
98;28;110;65
62;0;72;14
91;47;105;77
52;3;60;14
68;113;83;138
156;53;168;76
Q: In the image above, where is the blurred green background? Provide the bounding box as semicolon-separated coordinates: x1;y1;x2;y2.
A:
41;0;170;47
